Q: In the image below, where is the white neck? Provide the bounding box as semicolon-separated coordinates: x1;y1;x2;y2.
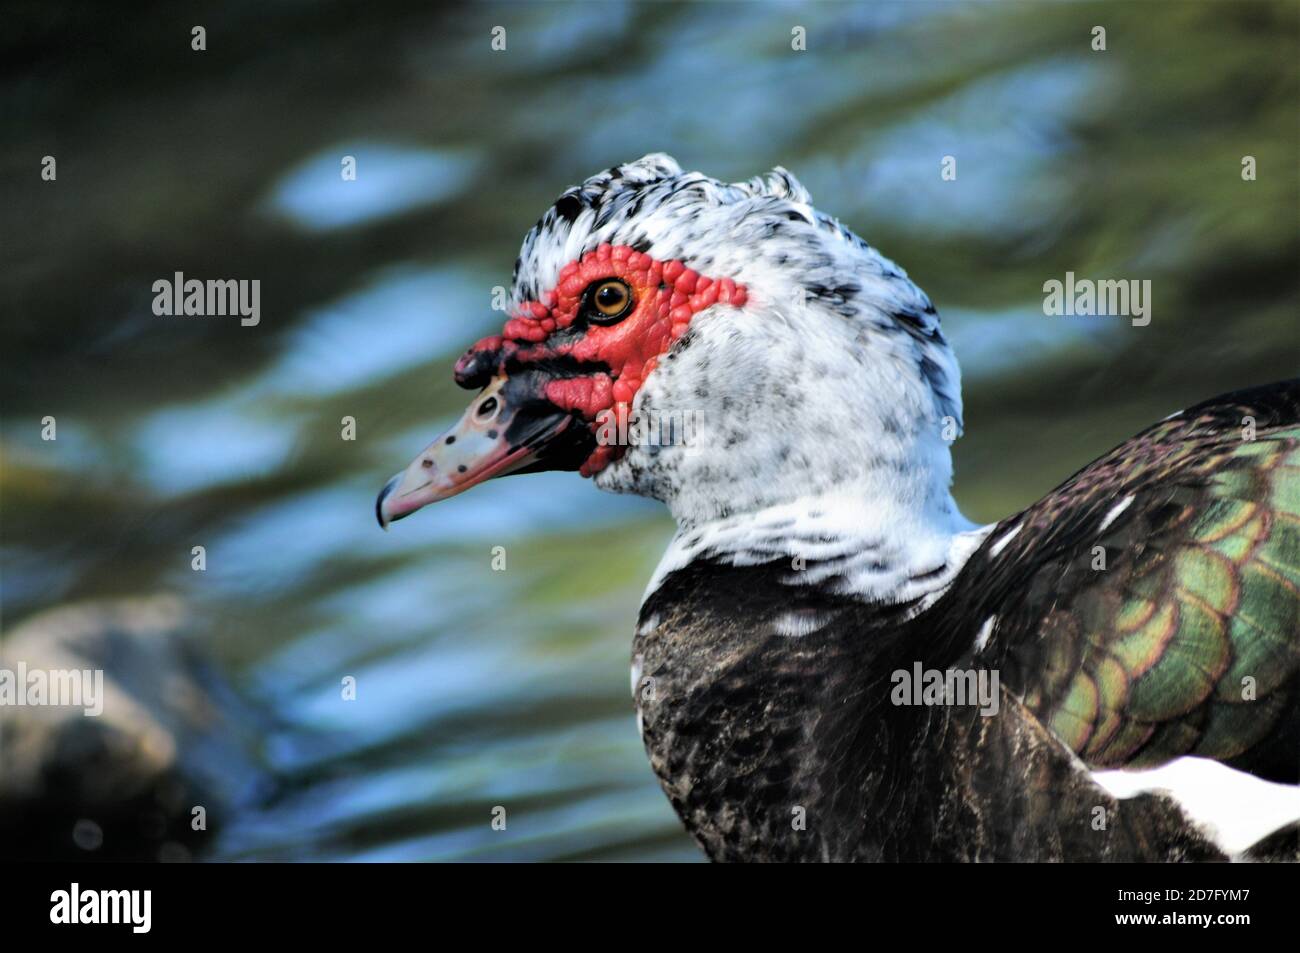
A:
586;205;983;606
642;483;989;607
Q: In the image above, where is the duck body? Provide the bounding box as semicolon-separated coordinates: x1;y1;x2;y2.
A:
635;382;1300;861
636;561;1217;861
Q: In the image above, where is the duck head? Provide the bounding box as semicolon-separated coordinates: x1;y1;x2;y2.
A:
377;153;965;537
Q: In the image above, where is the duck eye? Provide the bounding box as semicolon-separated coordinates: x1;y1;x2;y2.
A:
586;279;632;323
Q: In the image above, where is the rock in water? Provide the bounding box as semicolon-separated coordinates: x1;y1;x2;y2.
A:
0;596;268;861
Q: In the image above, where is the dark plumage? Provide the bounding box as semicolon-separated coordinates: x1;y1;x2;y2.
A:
635;382;1300;861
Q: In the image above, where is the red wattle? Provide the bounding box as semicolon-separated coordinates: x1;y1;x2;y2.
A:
464;245;747;474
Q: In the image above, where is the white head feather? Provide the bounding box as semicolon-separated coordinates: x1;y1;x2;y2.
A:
511;154;979;602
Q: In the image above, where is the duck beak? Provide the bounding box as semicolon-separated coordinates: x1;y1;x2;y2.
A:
376;375;577;528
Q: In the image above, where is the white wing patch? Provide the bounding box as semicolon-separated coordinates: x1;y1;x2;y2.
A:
1091;757;1300;857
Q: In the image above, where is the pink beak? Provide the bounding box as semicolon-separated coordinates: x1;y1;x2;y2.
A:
376;376;573;528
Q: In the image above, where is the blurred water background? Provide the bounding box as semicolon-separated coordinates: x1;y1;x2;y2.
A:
2;0;1296;861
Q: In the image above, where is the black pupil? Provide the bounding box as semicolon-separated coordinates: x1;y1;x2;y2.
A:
478;397;497;417
597;285;623;309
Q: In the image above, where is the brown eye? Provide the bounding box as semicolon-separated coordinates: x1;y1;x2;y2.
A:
586;279;632;323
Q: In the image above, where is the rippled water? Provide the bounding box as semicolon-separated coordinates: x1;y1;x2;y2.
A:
2;1;1295;861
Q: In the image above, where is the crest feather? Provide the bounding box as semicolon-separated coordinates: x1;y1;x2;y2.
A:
738;167;812;205
612;152;683;183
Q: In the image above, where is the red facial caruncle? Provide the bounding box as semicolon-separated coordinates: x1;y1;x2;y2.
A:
376;242;746;529
456;243;747;476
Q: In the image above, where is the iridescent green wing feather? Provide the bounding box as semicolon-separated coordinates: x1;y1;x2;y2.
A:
971;380;1300;783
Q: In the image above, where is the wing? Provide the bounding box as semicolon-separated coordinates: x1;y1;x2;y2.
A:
967;379;1300;783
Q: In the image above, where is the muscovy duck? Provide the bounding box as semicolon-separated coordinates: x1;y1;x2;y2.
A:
377;154;1299;862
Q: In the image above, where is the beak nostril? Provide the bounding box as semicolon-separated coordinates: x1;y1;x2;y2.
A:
421;459;433;469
